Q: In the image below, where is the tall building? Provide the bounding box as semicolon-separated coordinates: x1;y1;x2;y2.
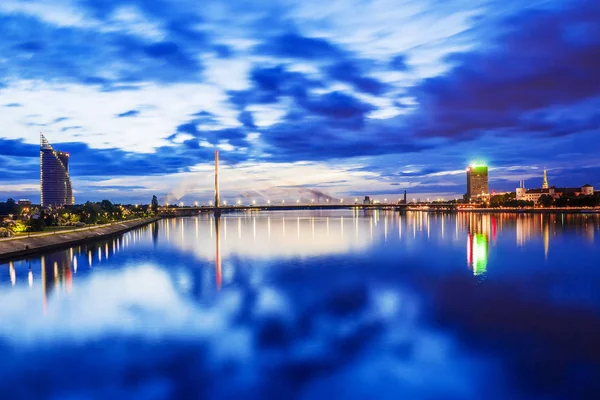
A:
40;134;74;207
466;164;489;200
542;168;549;189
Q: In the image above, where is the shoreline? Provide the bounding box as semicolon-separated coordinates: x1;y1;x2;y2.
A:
448;208;600;214
0;217;161;263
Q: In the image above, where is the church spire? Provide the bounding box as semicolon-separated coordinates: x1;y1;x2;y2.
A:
542;168;548;189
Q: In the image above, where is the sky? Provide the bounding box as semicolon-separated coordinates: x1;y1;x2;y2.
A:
0;0;599;204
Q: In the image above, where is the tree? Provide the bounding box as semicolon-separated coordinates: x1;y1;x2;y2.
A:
538;194;554;207
100;199;114;211
151;195;159;214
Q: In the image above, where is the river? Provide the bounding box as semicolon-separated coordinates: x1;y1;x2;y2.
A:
1;210;599;399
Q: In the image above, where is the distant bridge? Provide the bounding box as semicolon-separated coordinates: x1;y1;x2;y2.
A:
158;203;458;217
161;150;457;217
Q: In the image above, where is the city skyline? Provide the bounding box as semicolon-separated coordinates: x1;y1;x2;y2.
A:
1;0;599;203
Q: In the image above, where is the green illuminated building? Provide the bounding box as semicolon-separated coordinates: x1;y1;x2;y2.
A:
466;165;489;200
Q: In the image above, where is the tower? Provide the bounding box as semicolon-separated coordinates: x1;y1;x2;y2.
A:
214;150;220;208
40;133;74;207
542;168;548;189
466;164;489;201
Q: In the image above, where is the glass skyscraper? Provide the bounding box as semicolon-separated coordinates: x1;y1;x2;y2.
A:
40;134;74;207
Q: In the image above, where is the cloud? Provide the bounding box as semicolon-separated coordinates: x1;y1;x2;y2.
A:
0;0;599;201
389;55;408;71
326;60;389;95
116;109;140;118
255;32;344;60
410;0;600;141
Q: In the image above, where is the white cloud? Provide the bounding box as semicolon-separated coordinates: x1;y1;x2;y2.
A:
0;80;233;152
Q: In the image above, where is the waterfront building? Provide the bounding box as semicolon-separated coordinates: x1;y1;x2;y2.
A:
40;134;74;207
466;164;489;201
515;170;594;202
17;199;32;206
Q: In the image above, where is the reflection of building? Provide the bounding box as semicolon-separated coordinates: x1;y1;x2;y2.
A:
516;169;595;202
467;233;488;276
41;250;74;311
41;134;74;207
466;165;489;201
466;214;490;276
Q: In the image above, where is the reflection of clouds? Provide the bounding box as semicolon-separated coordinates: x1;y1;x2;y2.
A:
0;263;499;398
0;265;222;342
170;212;388;260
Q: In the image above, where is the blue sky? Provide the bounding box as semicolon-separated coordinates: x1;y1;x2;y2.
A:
0;0;599;204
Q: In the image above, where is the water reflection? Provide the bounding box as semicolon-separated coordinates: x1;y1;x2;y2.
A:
466;215;490;276
215;215;222;290
0;211;599;399
6;211;599;295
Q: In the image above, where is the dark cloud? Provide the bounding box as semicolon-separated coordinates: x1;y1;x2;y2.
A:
61;126;83;132
13;41;44;52
173;117;249;149
411;0;600;141
389;55;408;71
256;33;344;60
0;138;38;157
144;42;180;58
116;110;140;118
228;65;324;109
326;60;389;96
299;91;374;120
238;111;256;129
0;11;204;88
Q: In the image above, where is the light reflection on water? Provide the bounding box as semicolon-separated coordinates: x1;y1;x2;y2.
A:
0;210;599;399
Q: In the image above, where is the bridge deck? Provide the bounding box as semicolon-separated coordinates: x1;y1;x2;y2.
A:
158;203;457;216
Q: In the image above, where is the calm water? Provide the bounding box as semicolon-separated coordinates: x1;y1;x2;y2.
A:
1;210;599;399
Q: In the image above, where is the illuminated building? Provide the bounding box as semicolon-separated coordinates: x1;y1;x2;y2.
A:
466;164;489;201
40;134;74;207
515;170;594;202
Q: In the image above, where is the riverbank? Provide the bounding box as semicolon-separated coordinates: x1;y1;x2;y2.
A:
0;217;161;263
450;208;600;214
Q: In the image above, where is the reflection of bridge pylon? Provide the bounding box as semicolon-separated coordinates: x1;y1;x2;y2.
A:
215;215;222;290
